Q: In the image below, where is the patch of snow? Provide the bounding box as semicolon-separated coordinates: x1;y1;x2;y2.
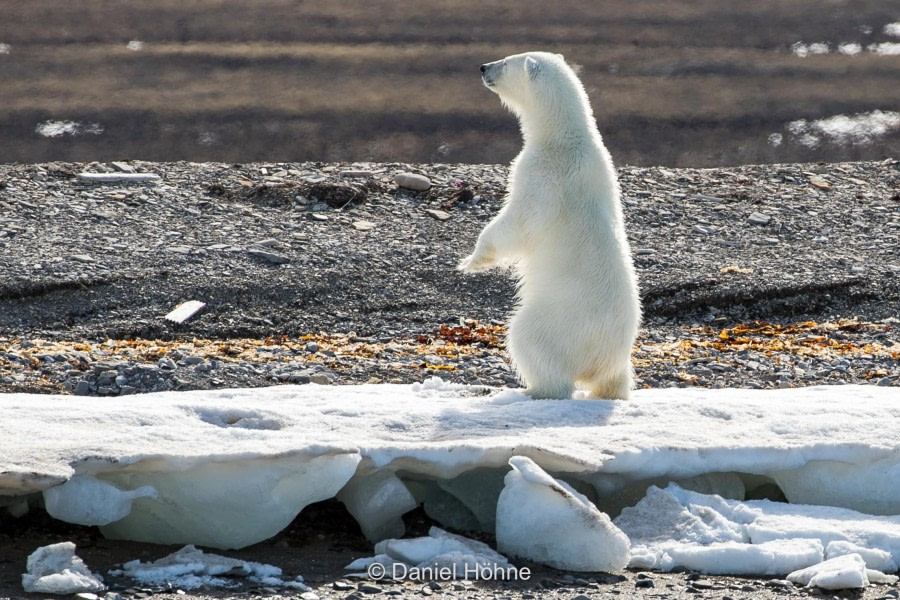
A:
35;120;104;138
791;42;829;57
0;43;10;55
837;42;863;55
116;545;308;590
497;456;629;571
126;40;144;51
785;110;900;148
22;542;105;594
869;42;900;55
884;22;900;37
616;483;900;577
768;133;783;147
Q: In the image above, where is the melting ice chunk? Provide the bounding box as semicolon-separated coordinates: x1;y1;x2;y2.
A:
496;456;630;572
22;542;105;594
787;553;898;590
43;475;157;526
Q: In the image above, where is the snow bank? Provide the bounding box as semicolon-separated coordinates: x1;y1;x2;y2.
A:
2;381;900;579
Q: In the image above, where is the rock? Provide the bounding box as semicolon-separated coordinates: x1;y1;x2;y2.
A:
353;221;376;231
340;170;373;178
358;583;383;594
394;172;431;191
424;209;451;221
748;212;771;225
157;358;177;370
309;373;332;385
309;213;329;221
70;254;95;263
247;249;290;264
77;172;160;183
809;177;831;190
75;381;91;396
635;579;654;588
692;224;716;235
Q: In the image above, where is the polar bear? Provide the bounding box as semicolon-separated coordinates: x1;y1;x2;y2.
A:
458;51;641;400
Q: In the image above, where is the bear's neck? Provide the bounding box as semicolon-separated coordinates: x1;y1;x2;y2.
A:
518;91;597;149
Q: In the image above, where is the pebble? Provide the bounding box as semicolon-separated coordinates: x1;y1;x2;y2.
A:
424;209;451;221
394;172;431;191
357;583;382;594
747;212;771;225
247;249;290;264
353;220;376;231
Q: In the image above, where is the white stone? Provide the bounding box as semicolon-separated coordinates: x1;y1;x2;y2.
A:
394;172;431;191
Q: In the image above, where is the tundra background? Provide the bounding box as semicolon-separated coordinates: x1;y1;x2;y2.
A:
1;0;899;167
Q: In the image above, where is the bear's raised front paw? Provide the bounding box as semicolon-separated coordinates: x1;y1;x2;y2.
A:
457;254;491;273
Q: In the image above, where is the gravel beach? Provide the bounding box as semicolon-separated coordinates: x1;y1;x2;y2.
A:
0;159;897;395
0;158;898;599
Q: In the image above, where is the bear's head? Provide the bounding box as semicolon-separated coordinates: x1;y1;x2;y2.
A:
480;51;576;116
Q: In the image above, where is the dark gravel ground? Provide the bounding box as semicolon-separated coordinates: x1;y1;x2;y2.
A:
0;159;897;395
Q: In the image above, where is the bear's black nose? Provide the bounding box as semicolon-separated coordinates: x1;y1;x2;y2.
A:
480;64;487;73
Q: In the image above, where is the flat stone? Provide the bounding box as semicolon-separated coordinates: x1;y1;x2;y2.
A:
357;583;382;594
77;172;160;183
692;224;716;235
809;177;830;190
394;172;431;191
424;209;451;221
247;249;290;264
353;220;376;231
748;212;771;225
309;213;329;222
70;254;95;263
340;170;373;178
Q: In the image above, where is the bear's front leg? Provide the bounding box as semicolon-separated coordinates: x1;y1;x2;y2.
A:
457;212;517;273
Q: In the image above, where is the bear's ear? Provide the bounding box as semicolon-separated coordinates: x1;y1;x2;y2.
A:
525;56;540;79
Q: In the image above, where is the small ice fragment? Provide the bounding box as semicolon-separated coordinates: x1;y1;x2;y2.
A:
22;542;105;594
164;300;206;324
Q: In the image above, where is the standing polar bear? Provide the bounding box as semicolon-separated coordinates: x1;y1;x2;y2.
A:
458;51;640;400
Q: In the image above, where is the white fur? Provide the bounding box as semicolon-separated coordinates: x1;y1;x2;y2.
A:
459;51;640;400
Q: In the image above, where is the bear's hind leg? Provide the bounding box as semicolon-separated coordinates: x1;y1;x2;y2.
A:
508;316;575;400
587;370;633;401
